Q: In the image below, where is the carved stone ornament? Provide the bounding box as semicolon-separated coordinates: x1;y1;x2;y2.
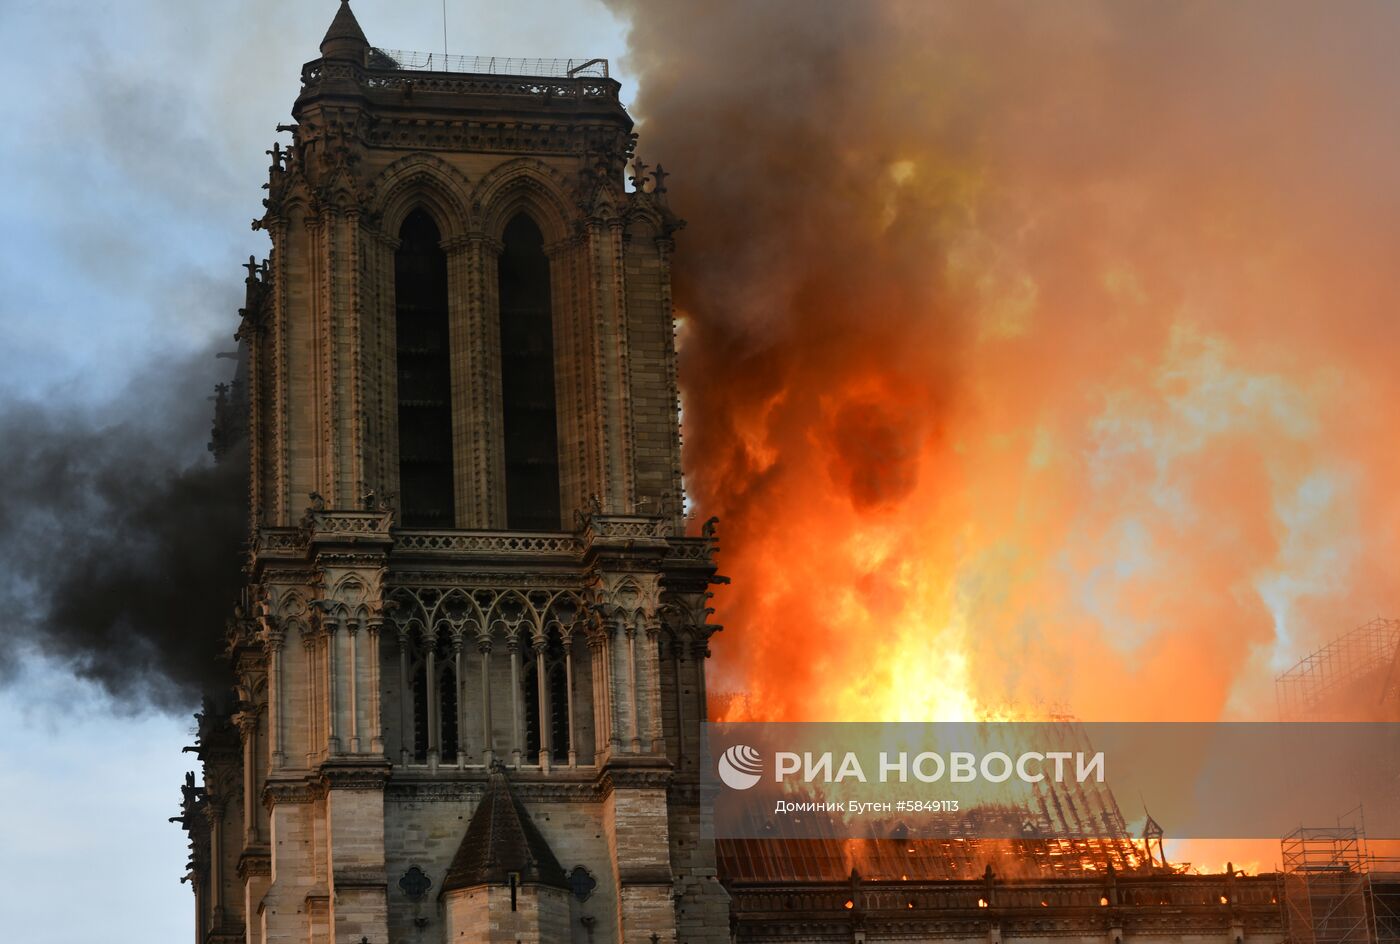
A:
399;864;432;901
569;865;597;902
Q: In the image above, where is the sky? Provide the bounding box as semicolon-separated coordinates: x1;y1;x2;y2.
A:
0;2;629;939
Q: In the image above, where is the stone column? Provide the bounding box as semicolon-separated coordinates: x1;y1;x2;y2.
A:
444;235;474;527
302;629;318;767
367;617;384;755
534;633;551;771
425;630;439;767
509;633;523;766
644;625;665;754
462;233;505;527
453;630;466;768
564;631;578;767
655;235;684;526
322;765;392;944
626;624;641;752
236;711;260;845
604;624;623;754
397;624;411;765
673;638;689;770
605;217;636;511
263;622;287;769
603;772;678;944
204;800;226;925
478;635;495;766
346;619;360;754
324;616;341;755
692;640;711;722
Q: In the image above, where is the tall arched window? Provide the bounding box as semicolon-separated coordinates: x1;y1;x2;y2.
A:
395;209;455;528
497;213;561;531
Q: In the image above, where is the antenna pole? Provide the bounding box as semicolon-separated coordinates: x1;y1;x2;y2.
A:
442;0;448;59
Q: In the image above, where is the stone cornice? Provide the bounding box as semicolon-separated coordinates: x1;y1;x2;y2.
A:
237;848;272;879
381;761;675;803
318;758;393;791
263;777;320;808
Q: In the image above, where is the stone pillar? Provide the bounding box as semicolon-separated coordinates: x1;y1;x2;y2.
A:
509;634;523;766
324;616;341;755
478;635;495;766
626;624;641;752
205;800;226;926
366;617;384;755
444;234;474;527
604;773;677;944
673;639;689;770
564;630;578;767
693;640;712;722
465;233;507;528
302;628;318;768
397;624;411;765
323;765;391;944
590;630;613;759
235;711;259;845
656;235;684;527
425;630;439;767
583;219;637;511
261;782;320;944
263;622;287;770
240;854;272;944
644;625;665;754
604;621;625;754
535;634;551;770
453;630;466;768
346;619;360;754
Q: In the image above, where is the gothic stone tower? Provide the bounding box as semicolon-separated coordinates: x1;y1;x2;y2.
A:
180;4;728;943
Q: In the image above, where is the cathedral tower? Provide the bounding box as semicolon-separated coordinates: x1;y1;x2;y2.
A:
180;4;727;942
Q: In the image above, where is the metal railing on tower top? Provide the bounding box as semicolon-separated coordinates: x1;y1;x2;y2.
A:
369;48;609;79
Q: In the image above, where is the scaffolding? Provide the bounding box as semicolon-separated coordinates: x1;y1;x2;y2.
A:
1284;828;1371;944
1282;826;1400;944
1276;618;1400;721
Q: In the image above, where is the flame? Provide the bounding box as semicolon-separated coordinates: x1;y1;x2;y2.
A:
612;0;1400;731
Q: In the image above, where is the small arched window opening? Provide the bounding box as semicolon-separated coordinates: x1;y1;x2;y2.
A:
395;209;455;528
497;213;561;531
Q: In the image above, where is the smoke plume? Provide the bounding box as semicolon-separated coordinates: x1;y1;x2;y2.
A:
0;350;247;711
607;0;1400;722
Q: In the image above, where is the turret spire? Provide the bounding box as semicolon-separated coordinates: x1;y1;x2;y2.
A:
320;0;369;61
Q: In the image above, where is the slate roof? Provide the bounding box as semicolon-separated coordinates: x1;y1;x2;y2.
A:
441;766;569;893
320;0;369;57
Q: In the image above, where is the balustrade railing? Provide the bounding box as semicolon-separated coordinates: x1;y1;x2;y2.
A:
370;49;609;78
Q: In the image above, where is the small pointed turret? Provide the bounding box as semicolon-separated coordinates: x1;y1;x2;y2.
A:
320;0;369;61
441;765;568;894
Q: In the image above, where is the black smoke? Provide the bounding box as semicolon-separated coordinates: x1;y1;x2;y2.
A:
0;347;248;712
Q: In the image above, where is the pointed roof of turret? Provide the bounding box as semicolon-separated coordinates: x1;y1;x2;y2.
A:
320;0;369;60
441;765;568;894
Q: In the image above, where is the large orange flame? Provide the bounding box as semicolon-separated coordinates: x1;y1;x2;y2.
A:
610;0;1400;737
